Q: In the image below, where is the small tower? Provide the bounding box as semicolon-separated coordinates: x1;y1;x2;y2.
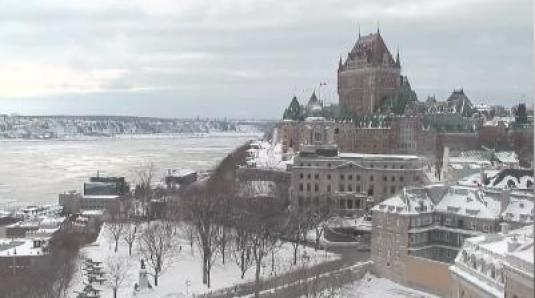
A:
395;48;401;68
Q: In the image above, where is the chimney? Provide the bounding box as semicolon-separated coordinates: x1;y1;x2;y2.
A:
500;189;511;214
500;222;510;234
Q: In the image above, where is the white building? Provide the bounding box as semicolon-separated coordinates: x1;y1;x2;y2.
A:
449;225;533;298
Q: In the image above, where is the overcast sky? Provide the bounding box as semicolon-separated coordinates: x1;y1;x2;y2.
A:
0;0;532;119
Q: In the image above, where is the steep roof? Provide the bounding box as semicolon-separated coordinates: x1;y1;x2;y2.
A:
446;89;473;115
343;31;398;68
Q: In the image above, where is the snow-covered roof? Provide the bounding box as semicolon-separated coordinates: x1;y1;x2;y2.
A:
501;199;534;224
82;195;120;199
0;238;49;257
435;187;501;220
452;225;533;295
167;168;196;177
372;187;434;215
339;152;421;161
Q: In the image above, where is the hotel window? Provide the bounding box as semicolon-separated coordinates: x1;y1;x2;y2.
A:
357;185;361;192
390;186;396;194
370;175;374;182
383;176;387;182
348;185;353;192
471;223;476;230
400;165;404;169
483;225;489;232
299;173;304;179
391;176;395;182
348;174;353;180
307;173;311;179
314;184;319;192
356;175;361;181
399;176;404;182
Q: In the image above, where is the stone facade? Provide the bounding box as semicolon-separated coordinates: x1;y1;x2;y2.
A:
280;118;335;153
338;30;401;116
290;145;427;216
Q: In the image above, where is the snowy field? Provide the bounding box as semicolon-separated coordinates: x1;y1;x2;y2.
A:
328;273;439;298
69;223;339;298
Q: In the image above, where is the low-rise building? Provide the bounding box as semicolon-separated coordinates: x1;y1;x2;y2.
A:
449;225;533;298
371;184;533;296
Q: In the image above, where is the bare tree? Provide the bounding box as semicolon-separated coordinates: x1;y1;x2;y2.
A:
182;191;221;288
107;220;125;253
105;256;130;298
134;162;156;221
287;210;309;265
231;220;254;279
249;221;281;298
123;221;138;256
137;221;177;286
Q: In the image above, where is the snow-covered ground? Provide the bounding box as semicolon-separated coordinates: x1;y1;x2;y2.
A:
248;141;292;171
69;223;338;298
331;273;439;298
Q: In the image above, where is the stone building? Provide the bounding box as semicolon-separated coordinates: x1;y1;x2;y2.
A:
371;184;533;296
290;144;428;216
280;117;335;153
334;116;436;156
338;29;401;116
449;225;533;298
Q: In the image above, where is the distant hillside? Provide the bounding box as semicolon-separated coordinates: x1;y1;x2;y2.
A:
0;115;275;139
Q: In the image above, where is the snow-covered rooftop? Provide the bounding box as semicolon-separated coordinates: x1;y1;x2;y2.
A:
372;187;434;215
436;187;501;220
501;199;534;224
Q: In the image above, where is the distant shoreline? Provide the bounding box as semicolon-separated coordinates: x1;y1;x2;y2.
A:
0;131;264;143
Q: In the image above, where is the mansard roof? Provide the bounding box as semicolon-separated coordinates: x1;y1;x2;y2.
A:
343;31;398;68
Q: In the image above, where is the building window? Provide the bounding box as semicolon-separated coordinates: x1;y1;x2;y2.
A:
370;164;374;168
314;184;319;192
307;183;311;192
299;173;304;179
314;173;319;180
307;173;311;179
299;183;303;191
400;176;404;182
390;186;396;194
357;185;361;192
327;185;331;192
327;174;331;180
348;174;353;180
339;199;345;209
400;165;404;169
339;184;345;192
340;174;345;180
391;176;395;182
347;200;353;209
370;175;374;182
383;176;387;182
348;185;353;192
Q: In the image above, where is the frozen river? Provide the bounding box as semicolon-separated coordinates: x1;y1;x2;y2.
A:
0;133;260;206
